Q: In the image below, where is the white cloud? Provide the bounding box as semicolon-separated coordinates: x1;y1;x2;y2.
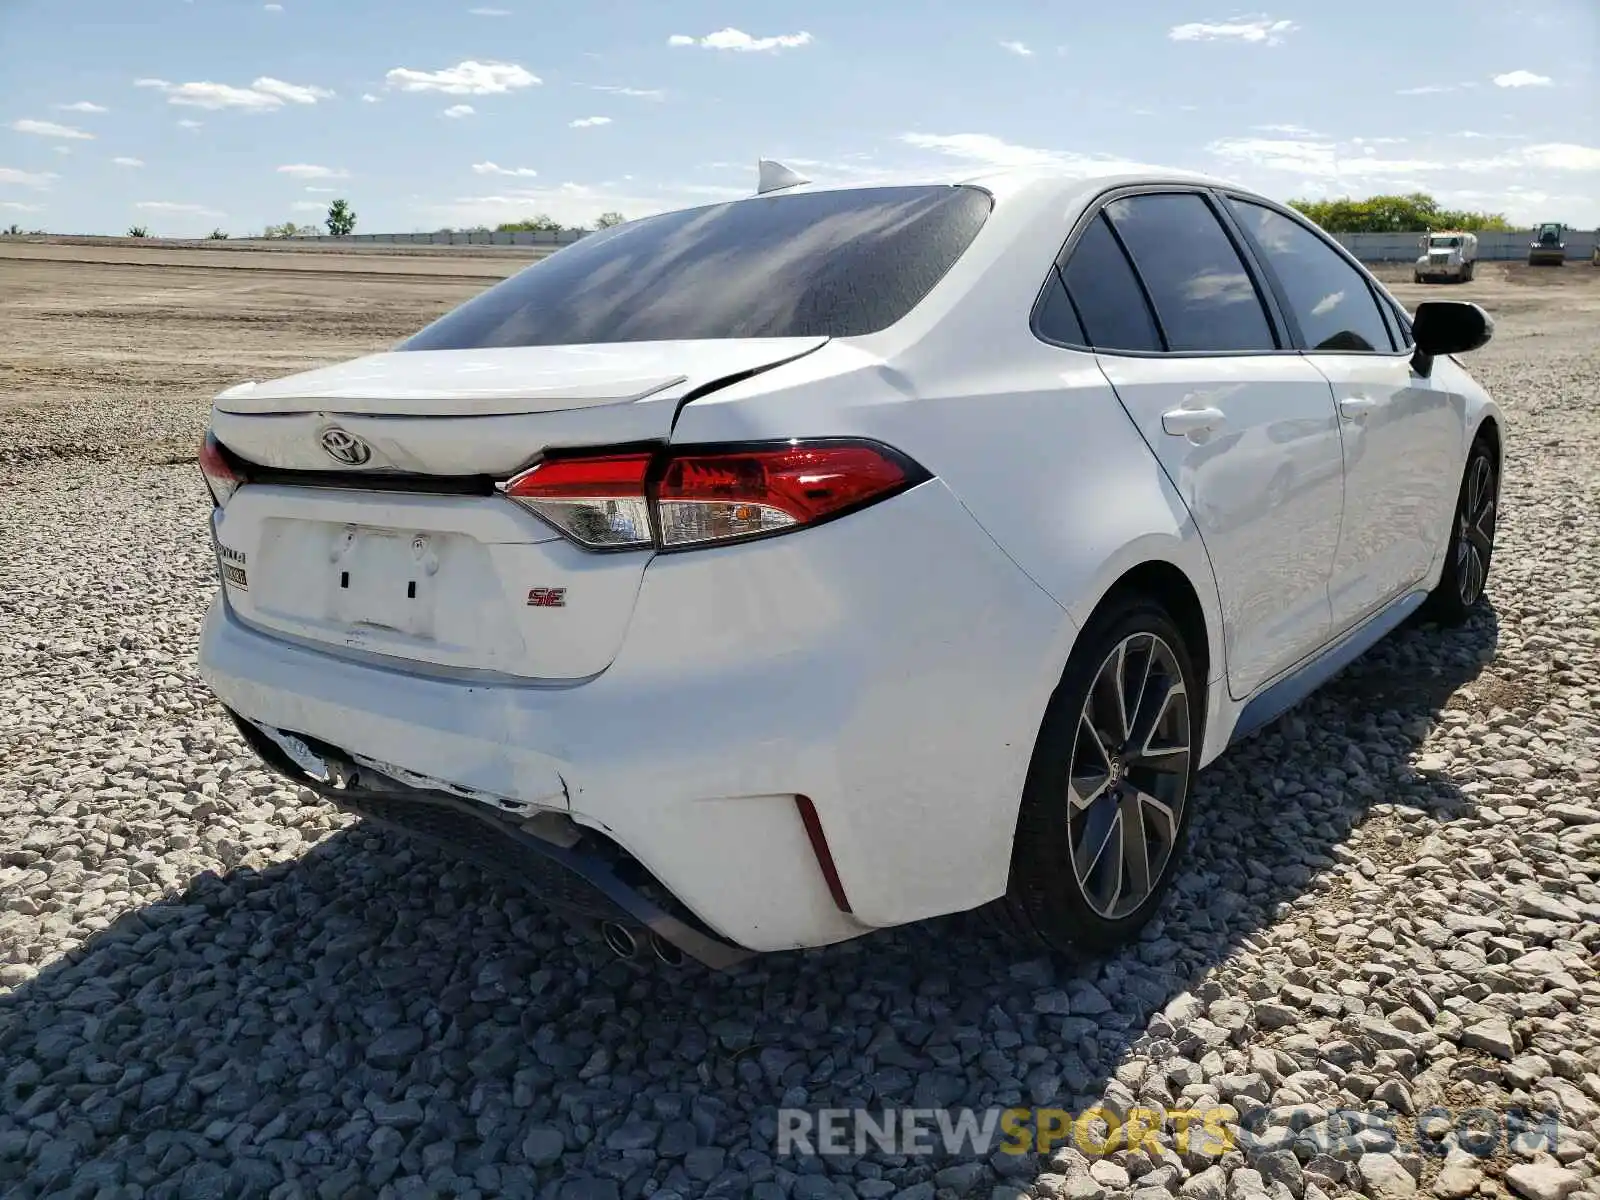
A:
1168;18;1297;44
11;119;95;140
361;94;380;103
291;201;327;212
252;78;334;104
1;201;43;212
591;85;665;101
264;3;283;11
667;28;812;52
1492;70;1552;88
443;104;476;119
1254;123;1318;135
177;119;203;130
473;162;539;177
1397;84;1456;95
135;77;333;110
999;40;1033;57
386;61;540;95
1521;143;1600;171
899;132;1163;176
569;116;612;128
112;156;145;167
136;201;224;217
468;6;511;13
58;101;108;114
304;186;338;193
276;163;348;179
54;147;73;156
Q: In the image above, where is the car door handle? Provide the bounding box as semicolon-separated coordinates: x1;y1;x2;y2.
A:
1161;406;1226;436
1338;396;1378;420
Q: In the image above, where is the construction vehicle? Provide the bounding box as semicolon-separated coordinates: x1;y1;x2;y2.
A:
1414;231;1478;283
1527;223;1566;267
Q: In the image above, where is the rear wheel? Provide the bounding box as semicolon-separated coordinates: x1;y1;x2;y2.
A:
1002;596;1201;955
1424;436;1498;625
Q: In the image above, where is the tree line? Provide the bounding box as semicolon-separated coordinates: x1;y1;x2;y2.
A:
1287;192;1518;233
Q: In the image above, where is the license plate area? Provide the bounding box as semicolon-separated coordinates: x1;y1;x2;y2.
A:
328;525;441;640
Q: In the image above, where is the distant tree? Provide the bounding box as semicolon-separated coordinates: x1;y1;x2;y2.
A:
127;225;150;238
594;211;626;229
495;214;566;233
1289;192;1513;233
208;228;230;240
3;223;22;236
263;221;318;239
325;198;357;237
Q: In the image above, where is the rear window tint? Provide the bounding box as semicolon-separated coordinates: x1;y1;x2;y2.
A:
402;185;993;350
1060;213;1162;353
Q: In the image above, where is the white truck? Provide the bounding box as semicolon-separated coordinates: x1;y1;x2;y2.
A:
1414;231;1479;283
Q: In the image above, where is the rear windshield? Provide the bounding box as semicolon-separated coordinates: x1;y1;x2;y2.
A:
1430;236;1462;247
401;185;993;350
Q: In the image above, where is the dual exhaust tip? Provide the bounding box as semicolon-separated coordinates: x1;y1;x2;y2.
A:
600;921;685;967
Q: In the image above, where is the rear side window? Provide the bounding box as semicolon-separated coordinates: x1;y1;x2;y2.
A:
1060;214;1162;353
401;185;993;349
1034;266;1087;345
1102;193;1276;353
1226;199;1394;353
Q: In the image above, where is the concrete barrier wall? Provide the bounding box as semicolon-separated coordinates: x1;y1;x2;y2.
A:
283;227;1598;262
286;229;589;247
1335;230;1598;262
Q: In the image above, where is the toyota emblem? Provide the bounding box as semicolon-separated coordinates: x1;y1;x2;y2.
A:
319;427;372;466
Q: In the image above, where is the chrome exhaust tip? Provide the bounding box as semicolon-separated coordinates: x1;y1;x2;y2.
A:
600;921;639;959
650;932;685;967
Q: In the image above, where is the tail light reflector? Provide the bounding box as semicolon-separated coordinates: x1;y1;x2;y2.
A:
503;440;926;552
199;431;246;507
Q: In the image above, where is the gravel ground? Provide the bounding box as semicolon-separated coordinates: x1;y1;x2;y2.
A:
2;252;1598;1200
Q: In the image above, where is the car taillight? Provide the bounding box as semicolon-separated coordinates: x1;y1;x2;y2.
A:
199;431;245;507
503;440;926;552
502;452;654;550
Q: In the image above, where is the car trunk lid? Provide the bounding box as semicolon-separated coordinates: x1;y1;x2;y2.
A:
208;337;826;680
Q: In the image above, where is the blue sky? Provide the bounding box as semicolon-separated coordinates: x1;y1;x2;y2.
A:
2;0;1596;236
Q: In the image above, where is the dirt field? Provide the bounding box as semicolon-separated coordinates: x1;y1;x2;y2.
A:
2;245;1597;1199
0;243;536;468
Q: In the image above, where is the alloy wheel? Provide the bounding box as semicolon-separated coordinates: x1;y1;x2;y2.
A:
1456;454;1496;606
1067;633;1192;920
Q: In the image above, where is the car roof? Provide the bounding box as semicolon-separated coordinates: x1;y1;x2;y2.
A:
753;163;1259;207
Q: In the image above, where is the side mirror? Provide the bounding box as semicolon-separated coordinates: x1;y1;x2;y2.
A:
1412;299;1493;363
1410;301;1492;378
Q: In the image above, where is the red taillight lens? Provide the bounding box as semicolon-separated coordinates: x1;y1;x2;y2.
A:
504;440;924;552
656;443;915;548
199;431;245;507
503;452;654;549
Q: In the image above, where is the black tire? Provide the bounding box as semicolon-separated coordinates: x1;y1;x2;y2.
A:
999;593;1202;956
1423;435;1498;625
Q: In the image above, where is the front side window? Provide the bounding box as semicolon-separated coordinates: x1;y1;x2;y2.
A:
401;185;993;350
1103;193;1276;353
1226;198;1394;353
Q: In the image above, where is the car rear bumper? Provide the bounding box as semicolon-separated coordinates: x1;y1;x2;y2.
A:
198;478;1073;953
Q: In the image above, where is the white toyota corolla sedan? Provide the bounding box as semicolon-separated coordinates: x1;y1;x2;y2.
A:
196;164;1501;968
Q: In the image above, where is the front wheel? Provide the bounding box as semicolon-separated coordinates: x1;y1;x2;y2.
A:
1002;595;1201;955
1424;437;1498;625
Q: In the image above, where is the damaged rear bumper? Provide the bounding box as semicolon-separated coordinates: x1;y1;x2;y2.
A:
226;708;753;970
